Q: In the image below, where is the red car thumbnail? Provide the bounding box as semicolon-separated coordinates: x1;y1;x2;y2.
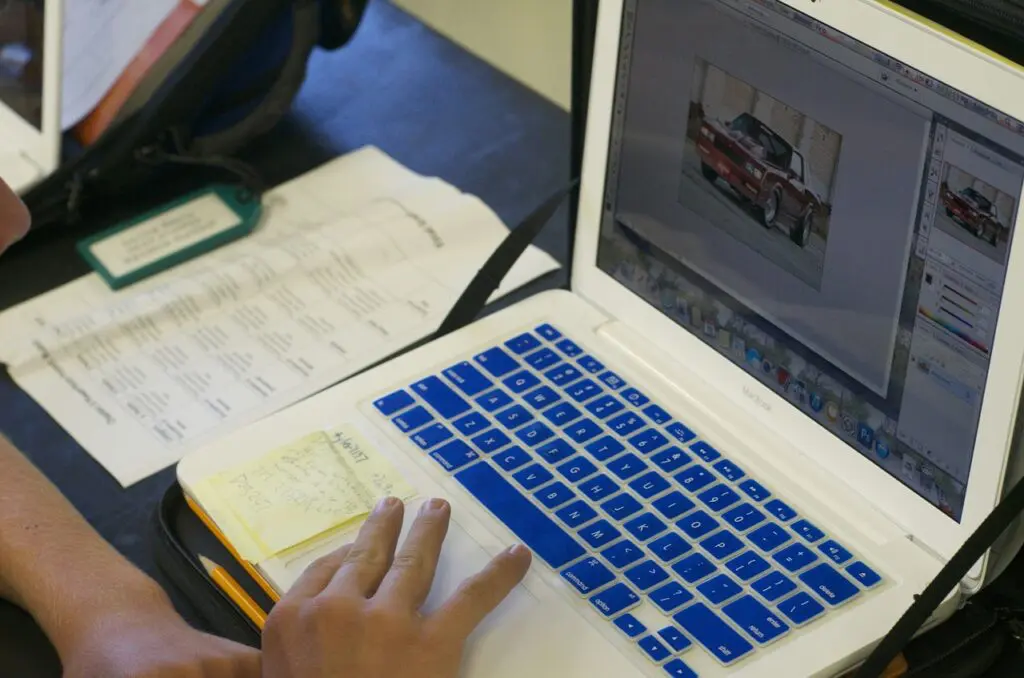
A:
940;182;1000;246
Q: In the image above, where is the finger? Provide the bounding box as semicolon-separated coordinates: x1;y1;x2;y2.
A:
0;177;29;255
327;496;405;597
429;544;532;639
283;544;353;601
376;498;451;608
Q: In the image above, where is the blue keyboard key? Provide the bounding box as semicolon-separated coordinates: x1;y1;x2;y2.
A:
799;563;859;606
561;557;615;594
722;503;766;532
494;445;532;471
476;388;513;412
555;338;583;357
819;540;853;565
726;551;771;581
608;412;645;436
643;404;672;425
474;347;519;377
412;423;453;450
651;447;691;474
430;439;480;471
650;581;694;613
599;371;626;389
586;395;625;419
713;459;745;481
723;595;789;645
678;509;719;539
793;519;826;543
580;474;620;502
536;323;562;341
847;562;882;588
690;441;721;462
513;463;553;490
607;453;648;480
580;519;621;549
649;532;691;562
672;552;717;583
751;570;797;602
471;428;511;454
584;435;625;461
628;428;669;454
666;421;697;444
603;539;644;569
658;626;693;653
543;401;581;427
697;484;741;512
652;491;696;520
536;439;574;464
546;363;583;386
638;634;672;662
557;456;599;483
777;591;825;626
411;377;471;419
516;422;555;447
393;405;434;432
455;462;584;568
698;573;742;605
590;583;639;617
566;378;602;403
673;603;753;664
556;500;598;529
629;471;671;499
495;404;533;429
505;332;542;355
502;370;540;394
738;479;772;502
748;522;792;552
522;385;561;409
701;530;744;560
601;492;643;520
536;481;576;509
624;512;667;541
614;613;647;638
443;362;493;396
765;499;797;521
566;418;602;443
773;543;819;572
624;560;669;590
452;411;488;436
578;355;605;373
524;347;561;371
674;465;715;492
663;658;698;678
374;390;414;416
621;387;649;407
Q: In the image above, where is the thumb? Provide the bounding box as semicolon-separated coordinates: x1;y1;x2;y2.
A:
0;177;29;255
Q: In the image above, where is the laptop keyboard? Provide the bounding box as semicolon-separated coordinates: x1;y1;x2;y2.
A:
373;324;882;675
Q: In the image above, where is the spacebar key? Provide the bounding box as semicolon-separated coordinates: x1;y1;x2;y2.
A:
455;462;586;568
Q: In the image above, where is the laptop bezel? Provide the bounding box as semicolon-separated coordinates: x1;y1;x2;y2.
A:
572;0;1024;578
0;0;63;182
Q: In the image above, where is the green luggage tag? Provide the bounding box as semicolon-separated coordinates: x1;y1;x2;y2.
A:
77;184;263;290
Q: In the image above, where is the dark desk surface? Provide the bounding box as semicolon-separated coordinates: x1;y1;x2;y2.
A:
0;2;570;674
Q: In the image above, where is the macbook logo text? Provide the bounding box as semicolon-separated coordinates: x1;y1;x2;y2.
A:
743;386;772;412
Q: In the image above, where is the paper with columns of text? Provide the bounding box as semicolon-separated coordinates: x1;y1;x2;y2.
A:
0;147;559;485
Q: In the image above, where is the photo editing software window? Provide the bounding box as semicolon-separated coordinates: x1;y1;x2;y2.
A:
0;0;44;129
597;0;1024;520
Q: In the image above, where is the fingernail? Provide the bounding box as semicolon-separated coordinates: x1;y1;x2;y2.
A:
421;497;449;513
508;544;530;557
374;496;399;514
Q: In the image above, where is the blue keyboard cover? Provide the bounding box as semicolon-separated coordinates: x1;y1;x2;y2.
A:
372;324;883;674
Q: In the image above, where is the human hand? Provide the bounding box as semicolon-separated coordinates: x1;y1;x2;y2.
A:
0;175;29;254
262;496;533;678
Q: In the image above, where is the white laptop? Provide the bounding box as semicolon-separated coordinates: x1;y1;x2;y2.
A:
0;0;62;192
179;0;1024;675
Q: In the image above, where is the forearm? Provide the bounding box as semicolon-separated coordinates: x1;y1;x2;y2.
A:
0;434;169;657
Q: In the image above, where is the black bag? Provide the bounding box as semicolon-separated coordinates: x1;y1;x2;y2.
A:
23;0;369;235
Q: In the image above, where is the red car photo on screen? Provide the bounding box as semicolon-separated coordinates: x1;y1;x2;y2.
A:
696;112;822;247
940;182;999;245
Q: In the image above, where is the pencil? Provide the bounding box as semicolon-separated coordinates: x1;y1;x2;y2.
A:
199;553;268;630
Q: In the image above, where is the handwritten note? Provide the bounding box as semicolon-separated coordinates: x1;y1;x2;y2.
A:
208;427;415;560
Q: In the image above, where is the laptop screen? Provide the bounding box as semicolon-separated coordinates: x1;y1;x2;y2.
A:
0;0;45;129
597;0;1024;521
